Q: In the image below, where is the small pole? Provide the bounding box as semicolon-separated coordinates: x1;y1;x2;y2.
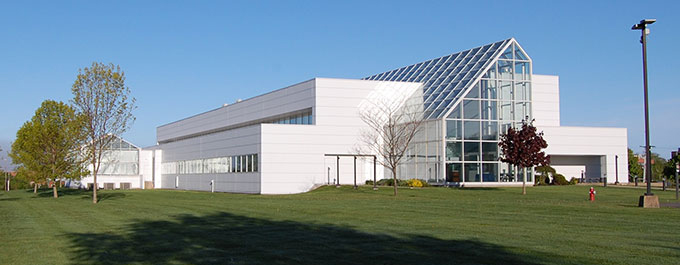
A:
336;156;340;188
662;177;666;191
373;156;377;190
353;156;357;189
675;163;678;200
615;155;619;184
327;167;330;185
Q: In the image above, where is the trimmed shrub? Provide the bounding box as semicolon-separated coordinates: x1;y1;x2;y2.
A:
568;178;579;185
552;174;569;185
365;180;374;185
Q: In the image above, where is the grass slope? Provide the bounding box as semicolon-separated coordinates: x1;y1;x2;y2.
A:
1;185;679;264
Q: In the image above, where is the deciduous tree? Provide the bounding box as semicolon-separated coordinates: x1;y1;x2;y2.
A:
9;100;87;197
498;119;550;195
71;62;136;204
627;148;643;182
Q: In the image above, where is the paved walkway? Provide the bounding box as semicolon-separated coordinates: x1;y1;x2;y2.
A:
661;202;680;208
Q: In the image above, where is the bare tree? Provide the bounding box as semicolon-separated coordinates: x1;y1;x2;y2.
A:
71;62;136;204
357;93;425;196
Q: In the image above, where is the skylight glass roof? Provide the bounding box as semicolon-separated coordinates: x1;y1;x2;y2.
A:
364;38;518;120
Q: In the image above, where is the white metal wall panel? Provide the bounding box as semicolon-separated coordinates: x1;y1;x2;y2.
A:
540;126;628;183
259;78;421;194
157;80;315;143
532;74;561;127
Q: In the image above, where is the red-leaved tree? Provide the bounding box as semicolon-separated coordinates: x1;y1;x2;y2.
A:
498;119;550;195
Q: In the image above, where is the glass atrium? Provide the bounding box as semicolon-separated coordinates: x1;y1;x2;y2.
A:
98;136;140;175
364;39;533;184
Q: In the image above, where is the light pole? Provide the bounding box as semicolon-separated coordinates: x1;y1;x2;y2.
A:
632;19;655;196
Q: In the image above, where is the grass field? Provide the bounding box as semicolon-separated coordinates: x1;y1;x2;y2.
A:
1;185;679;265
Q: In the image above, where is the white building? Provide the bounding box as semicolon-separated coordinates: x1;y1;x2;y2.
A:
75;38;629;193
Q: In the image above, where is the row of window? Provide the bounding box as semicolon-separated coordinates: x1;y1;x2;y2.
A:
268;111;313;125
446;120;522;141
395;161;534;183
162;154;258;175
445;162;533;183
483;59;530;81
446;141;498;162
448;100;530;121
462;80;531;101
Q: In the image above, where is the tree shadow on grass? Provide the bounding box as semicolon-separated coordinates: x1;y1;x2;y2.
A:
35;188;89;198
34;189;126;202
65;212;575;265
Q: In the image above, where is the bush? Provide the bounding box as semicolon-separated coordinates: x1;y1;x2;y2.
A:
406;179;423;188
552;174;569;185
375;178;410;186
365;180;374;185
535;175;551;185
568;178;579;185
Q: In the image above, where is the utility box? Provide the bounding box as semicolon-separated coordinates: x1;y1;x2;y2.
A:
144;181;154;189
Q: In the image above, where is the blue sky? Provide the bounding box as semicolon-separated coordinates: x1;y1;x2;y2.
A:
1;0;678;169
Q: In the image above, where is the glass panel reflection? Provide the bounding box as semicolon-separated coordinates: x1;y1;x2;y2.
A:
481;101;497;120
482;142;498;161
463;100;480;119
446;120;462;140
482;163;499;182
464;163;480;182
463;142;480;161
464;121;480;140
446;163;462;182
446;142;462;161
482;121;498;141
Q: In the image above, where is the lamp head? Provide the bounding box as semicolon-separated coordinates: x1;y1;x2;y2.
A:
641;19;656;25
632;19;656;30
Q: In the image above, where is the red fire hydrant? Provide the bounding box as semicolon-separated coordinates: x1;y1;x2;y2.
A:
589;187;596;201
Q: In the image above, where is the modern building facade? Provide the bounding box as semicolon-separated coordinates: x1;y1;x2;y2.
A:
66;135;158;190
74;38;629;193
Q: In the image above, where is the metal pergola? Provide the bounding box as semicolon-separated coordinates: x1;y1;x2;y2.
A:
324;154;377;189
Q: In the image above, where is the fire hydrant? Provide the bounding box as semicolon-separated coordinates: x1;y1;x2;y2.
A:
589;187;596;201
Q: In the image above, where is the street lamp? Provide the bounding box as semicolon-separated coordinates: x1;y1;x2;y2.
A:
632;19;658;207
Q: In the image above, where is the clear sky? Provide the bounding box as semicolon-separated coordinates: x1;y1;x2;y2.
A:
1;0;678;170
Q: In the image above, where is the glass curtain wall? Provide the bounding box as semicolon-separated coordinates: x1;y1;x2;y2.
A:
445;43;532;183
398;119;442;183
99;137;139;175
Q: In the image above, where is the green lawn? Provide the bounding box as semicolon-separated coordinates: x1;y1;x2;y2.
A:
1;185;679;265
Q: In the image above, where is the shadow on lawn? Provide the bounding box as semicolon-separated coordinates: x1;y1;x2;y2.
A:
65;212;569;265
34;188;126;202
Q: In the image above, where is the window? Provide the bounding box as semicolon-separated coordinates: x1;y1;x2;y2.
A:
463;100;480;119
446;120;462;140
446;142;462;161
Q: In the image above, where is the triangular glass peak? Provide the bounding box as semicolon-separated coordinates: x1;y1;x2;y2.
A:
364;38;521;120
